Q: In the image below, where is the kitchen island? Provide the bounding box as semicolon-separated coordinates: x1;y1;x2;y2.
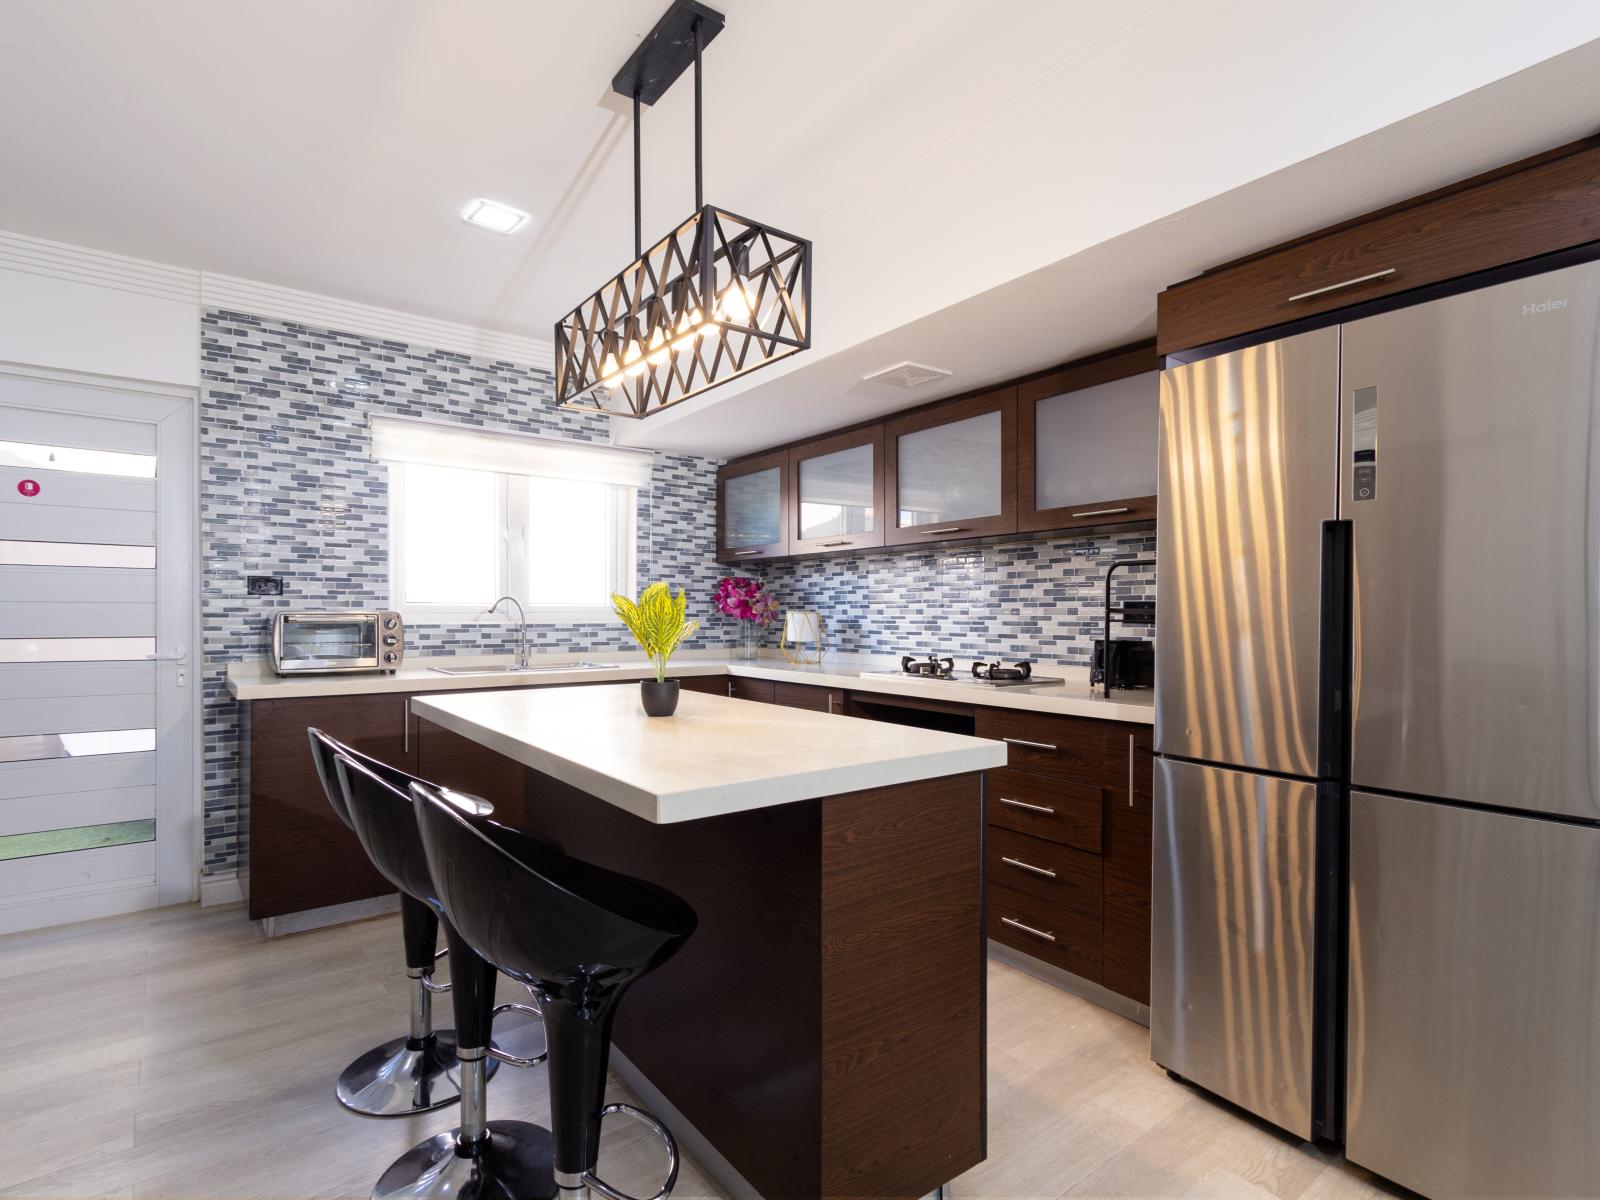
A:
411;684;1007;1200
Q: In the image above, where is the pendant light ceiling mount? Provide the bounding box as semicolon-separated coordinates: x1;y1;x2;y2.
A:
555;0;813;420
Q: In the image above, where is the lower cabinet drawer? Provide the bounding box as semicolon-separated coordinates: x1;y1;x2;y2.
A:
728;677;776;703
771;681;843;713
987;825;1102;917
976;708;1106;784
988;768;1102;852
988;881;1100;980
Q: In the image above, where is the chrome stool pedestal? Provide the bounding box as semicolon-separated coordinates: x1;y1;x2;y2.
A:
336;956;497;1117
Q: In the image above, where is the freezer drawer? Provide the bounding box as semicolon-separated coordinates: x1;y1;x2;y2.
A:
1347;791;1600;1198
1151;758;1320;1139
1342;258;1600;820
1156;328;1339;778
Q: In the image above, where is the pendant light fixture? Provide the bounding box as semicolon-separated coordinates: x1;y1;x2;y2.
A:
555;0;812;418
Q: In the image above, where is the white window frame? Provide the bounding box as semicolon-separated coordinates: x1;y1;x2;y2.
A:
388;461;637;625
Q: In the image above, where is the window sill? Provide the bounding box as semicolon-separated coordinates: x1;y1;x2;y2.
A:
395;605;617;627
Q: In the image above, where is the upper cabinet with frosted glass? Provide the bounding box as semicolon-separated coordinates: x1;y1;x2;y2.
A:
885;387;1017;547
1016;344;1160;533
786;428;884;555
716;449;788;561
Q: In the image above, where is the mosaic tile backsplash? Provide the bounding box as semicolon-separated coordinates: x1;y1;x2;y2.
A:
199;310;727;878
750;531;1156;664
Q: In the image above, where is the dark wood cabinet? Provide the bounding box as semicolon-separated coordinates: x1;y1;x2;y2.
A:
679;675;729;696
786;426;885;555
727;676;776;703
245;691;414;920
976;707;1153;1009
1101;724;1154;1006
415;717;526;825
771;680;844;713
1157;136;1600;354
1017;343;1160;534
716;449;789;562
884;386;1018;547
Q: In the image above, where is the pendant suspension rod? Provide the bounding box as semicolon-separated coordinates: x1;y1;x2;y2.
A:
633;89;643;259
693;18;703;210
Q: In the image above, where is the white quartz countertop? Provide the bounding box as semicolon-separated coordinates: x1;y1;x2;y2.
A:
411;684;1009;823
226;651;1155;725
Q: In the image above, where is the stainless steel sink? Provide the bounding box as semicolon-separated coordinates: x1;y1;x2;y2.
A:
429;661;621;676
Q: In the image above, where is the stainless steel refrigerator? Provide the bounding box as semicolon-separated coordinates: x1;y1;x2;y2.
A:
1152;256;1600;1198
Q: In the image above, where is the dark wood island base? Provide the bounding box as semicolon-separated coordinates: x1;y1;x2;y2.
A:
517;763;988;1200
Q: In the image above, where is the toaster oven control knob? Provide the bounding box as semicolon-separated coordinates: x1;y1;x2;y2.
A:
383;617;398;630
383;635;398;646
384;651;398;664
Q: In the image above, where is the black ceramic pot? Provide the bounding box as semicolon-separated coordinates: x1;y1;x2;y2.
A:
640;679;680;717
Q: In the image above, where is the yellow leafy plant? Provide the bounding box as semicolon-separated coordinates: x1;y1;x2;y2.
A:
611;582;700;683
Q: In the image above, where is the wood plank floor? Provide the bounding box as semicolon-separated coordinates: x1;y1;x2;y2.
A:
0;904;1406;1200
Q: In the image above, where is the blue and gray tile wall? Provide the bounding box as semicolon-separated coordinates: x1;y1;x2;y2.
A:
199;306;1158;878
748;532;1156;664
199;310;727;878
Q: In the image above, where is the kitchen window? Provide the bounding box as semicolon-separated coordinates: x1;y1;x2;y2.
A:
372;416;650;623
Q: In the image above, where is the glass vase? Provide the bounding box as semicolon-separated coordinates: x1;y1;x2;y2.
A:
738;622;761;661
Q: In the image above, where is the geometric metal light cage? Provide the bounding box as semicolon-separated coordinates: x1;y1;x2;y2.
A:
556;204;811;418
553;0;812;419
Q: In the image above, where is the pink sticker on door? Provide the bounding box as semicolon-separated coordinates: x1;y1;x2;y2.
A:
16;479;40;497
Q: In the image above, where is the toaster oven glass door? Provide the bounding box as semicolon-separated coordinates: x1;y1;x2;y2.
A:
277;616;379;671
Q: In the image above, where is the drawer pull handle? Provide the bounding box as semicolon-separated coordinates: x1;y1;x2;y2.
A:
923;526;966;535
999;796;1055;815
1001;916;1056;943
733;549;764;556
1003;736;1058;752
820;539;852;547
1286;268;1396;303
1070;506;1131;519
1127;732;1136;808
1002;855;1057;879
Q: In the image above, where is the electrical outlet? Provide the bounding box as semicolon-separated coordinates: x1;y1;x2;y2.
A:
247;575;284;597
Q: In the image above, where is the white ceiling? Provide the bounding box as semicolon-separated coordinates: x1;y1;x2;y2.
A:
0;2;1597;459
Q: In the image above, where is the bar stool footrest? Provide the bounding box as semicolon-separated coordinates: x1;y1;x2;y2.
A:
583;1104;680;1200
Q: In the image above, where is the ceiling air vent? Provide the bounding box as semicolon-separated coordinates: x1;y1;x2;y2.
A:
861;361;953;389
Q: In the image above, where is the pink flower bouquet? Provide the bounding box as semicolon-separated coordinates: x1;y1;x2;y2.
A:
714;576;779;625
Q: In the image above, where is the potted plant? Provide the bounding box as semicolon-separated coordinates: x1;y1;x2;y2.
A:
611;582;700;716
715;576;779;660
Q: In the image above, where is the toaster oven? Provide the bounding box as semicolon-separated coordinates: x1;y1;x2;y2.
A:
270;610;405;674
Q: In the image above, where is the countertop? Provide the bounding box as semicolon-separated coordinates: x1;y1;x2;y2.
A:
226;650;1156;724
412;685;1009;823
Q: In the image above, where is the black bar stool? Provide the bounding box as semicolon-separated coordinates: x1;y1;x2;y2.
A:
338;752;560;1200
308;728;466;1116
411;780;698;1200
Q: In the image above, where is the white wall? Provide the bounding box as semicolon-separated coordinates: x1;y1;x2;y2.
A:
0;233;200;387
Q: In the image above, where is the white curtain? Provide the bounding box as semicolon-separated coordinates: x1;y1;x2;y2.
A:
369;415;653;488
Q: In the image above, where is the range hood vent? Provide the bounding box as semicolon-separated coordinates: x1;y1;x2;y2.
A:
861;361;953;389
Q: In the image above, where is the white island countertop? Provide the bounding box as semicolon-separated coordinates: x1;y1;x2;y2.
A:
411;684;1009;824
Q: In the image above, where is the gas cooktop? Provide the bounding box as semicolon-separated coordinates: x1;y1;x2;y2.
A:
858;655;1067;689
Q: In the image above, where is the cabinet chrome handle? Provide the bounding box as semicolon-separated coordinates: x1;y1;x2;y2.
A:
826;694;834;714
924;526;965;535
403;699;409;752
1070;506;1130;518
1286;268;1396;303
1002;855;1057;879
999;796;1055;815
1127;733;1135;807
734;549;764;556
1001;916;1056;942
1003;736;1058;752
820;539;851;547
727;680;734;697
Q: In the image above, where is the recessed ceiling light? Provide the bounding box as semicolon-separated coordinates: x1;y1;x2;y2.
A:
461;198;529;234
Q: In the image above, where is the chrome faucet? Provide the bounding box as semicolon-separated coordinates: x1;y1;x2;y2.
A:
487;596;530;669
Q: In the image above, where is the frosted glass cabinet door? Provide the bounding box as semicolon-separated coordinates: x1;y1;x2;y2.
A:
788;427;884;554
717;449;789;560
1019;354;1160;532
885;387;1017;547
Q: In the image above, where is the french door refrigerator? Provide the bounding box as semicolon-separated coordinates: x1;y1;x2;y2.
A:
1154;255;1600;1199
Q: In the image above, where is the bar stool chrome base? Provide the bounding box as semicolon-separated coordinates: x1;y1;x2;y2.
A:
372;1121;556;1200
337;1031;495;1116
